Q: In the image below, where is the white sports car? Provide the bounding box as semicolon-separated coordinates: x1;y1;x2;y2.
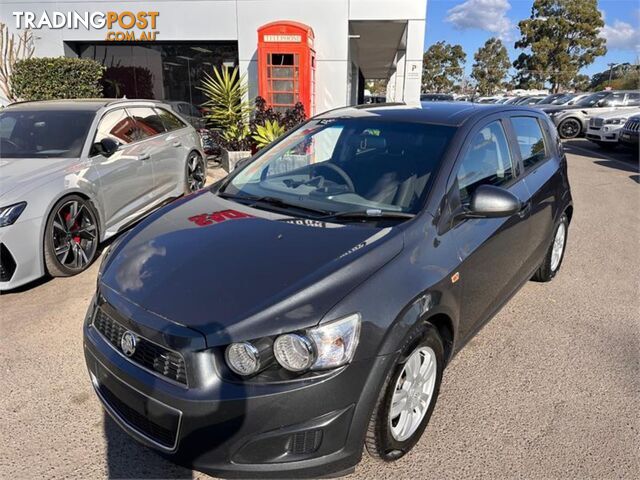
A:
0;99;207;290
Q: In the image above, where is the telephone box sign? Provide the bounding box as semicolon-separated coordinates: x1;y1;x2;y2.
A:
264;34;301;43
258;21;316;116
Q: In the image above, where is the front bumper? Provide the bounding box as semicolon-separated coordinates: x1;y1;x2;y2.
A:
585;126;621;143
83;293;393;478
619;130;639;148
0;216;45;290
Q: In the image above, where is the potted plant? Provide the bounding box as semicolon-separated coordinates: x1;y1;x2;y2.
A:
199;66;252;172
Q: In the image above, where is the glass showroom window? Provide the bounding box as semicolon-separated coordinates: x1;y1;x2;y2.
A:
71;42;238;110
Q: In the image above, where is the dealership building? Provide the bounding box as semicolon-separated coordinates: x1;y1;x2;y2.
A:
0;0;426;114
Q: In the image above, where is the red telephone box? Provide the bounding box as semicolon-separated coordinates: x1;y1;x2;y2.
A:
257;21;315;116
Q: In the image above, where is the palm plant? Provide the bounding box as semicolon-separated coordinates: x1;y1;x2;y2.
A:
199;66;252;132
252;119;286;149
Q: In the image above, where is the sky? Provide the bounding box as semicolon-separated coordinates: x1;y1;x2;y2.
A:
424;0;640;79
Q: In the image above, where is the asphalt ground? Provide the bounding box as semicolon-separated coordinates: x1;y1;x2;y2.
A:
1;139;638;479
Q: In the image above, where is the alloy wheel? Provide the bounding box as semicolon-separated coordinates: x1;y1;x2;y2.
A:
550;222;566;272
389;346;438;442
51;200;98;271
187;154;206;192
560;119;581;139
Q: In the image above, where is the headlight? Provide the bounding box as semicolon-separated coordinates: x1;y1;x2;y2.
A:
307;313;361;370
225;313;361;376
225;337;274;376
225;341;262;376
0;202;26;227
605;118;625;125
274;333;315;371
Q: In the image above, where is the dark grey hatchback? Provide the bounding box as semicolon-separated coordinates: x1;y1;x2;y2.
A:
84;102;572;478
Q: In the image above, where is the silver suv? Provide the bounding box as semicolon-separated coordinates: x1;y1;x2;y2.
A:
0;99;207;290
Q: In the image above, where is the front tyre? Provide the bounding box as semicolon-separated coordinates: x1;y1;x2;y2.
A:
185;151;206;194
44;195;99;277
365;323;444;461
532;212;569;282
558;118;582;139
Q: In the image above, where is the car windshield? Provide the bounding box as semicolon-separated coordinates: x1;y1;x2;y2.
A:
0;109;94;158
576;92;608;107
223;118;456;217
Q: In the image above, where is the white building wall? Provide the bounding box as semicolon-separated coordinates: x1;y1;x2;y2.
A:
0;0;426;110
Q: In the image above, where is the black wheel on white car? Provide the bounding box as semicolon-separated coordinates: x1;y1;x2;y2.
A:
531;212;569;282
185;151;206;193
558;118;582;139
365;323;444;461
44;195;99;277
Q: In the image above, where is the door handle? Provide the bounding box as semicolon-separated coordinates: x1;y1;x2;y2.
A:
172;141;182;148
137;152;151;161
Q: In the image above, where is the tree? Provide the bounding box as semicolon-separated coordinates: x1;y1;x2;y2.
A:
471;38;511;96
513;0;607;92
0;22;34;102
422;41;466;93
571;74;591;92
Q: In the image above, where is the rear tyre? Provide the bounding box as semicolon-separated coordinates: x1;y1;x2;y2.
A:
531;213;569;282
44;195;99;277
365;323;444;461
558;118;582;139
185;151;206;194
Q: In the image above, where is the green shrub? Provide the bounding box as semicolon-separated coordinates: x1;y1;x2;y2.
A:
10;57;104;101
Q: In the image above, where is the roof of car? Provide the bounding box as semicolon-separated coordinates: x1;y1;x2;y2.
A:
4;98;165;111
314;102;541;127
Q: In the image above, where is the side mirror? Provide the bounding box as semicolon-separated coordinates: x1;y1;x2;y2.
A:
92;138;119;157
467;185;521;218
596;99;607;107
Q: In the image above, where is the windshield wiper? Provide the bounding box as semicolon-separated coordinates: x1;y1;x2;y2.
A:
317;208;415;222
217;191;331;216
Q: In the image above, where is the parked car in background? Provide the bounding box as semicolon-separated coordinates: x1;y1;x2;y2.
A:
0;99;207;290
541;91;640;139
619;114;640;152
167;101;207;129
586;109;640;149
420;93;454;101
513;95;547;106
84;102;572;479
537;93;578;105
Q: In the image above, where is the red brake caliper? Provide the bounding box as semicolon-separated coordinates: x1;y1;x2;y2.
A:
65;210;81;244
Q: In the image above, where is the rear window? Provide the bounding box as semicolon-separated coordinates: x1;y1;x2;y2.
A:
0;109;94;158
511;117;547;169
155;108;187;131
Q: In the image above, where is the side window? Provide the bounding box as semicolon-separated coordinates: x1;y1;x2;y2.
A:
511;116;547;170
155;108;187;131
94;109;137;145
127;107;167;139
625;92;640;106
604;93;625;107
457;121;514;202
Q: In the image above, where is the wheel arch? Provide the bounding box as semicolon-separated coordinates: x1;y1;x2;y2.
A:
40;191;102;268
424;312;455;365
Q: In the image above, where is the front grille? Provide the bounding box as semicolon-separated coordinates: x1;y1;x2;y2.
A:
623;119;640;132
93;308;188;385
99;382;177;448
0;244;16;282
